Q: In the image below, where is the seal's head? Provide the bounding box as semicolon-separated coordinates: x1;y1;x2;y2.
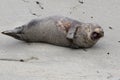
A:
86;23;104;41
74;23;104;48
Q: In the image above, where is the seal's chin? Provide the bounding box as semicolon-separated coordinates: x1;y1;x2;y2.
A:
91;32;104;41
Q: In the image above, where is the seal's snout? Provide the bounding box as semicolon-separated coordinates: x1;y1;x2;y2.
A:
91;31;104;40
91;27;104;41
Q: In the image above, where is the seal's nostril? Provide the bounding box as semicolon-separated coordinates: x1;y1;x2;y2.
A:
91;32;102;40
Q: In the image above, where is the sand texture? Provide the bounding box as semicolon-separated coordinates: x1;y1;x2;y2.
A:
0;0;120;80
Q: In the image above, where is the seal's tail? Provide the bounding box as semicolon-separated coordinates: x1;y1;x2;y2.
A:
1;27;23;40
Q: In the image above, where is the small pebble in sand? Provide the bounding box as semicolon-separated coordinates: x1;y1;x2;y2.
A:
107;52;110;55
35;1;44;9
36;1;39;4
118;41;120;43
78;0;84;4
91;16;93;18
109;26;113;30
32;13;37;15
83;12;85;14
41;7;44;9
29;10;41;17
19;59;24;62
96;71;100;73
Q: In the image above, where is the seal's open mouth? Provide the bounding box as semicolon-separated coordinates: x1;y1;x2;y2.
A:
91;32;104;40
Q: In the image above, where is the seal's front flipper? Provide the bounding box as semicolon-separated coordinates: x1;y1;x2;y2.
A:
66;25;79;40
1;26;24;40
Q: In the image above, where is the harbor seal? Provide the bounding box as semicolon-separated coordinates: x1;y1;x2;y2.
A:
2;16;104;48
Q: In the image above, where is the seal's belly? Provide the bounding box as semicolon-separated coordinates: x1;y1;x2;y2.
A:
23;19;70;46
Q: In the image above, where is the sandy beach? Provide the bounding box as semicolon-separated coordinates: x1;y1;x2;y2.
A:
0;0;120;80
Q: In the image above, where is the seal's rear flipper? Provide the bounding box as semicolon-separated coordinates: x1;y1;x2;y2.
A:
2;30;21;40
1;27;24;40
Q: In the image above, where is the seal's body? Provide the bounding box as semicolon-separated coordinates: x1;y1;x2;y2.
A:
2;16;104;48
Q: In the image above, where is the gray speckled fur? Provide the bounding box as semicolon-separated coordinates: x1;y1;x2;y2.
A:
2;16;104;48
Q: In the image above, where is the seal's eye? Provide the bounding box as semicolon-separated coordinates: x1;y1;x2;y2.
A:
91;32;101;40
